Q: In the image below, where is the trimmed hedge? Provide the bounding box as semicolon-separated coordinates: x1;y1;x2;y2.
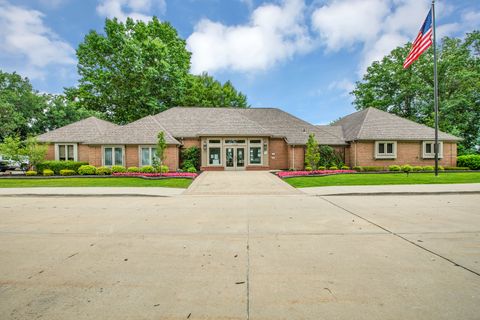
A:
26;171;37;176
423;166;434;172
96;166;112;175
412;166;423;172
127;167;140;173
187;167;197;173
43;169;54;176
141;165;155;173
60;169;76;176
78;165;97;175
37;161;88;174
401;164;413;173
388;165;401;172
159;165;169;173
444;166;470;170
457;155;480;170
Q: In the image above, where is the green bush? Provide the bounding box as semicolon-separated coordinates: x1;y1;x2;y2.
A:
26;170;37;176
96;166;112;175
457;155;480;170
317;166;326;170
43;169;54;176
423;166;434;172
353;166;363;172
141;165;155;173
401;164;413;173
328;166;338;170
444;166;470;170
187;167;197;173
341;165;350;170
318;145;344;168
36;160;88;174
78;165;96;175
160;165;169;173
305;166;312;171
412;166;423;172
127;166;140;173
388;165;401;172
181;146;200;170
438;165;445;171
111;165;126;173
60;169;76;176
362;166;385;172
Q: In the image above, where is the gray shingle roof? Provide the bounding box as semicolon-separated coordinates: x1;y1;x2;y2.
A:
154;107;347;145
37;116;118;143
85;115;179;145
333;107;461;141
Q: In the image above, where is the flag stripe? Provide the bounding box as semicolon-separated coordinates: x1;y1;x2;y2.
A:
403;10;433;69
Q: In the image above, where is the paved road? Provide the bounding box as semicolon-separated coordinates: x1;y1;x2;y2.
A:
1;191;479;319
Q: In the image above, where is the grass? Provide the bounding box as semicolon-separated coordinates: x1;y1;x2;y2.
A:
284;172;480;188
0;177;193;188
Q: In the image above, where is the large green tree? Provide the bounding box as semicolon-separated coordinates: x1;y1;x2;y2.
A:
352;31;480;154
70;18;248;124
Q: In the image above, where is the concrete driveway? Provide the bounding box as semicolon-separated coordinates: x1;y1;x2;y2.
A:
185;171;300;195
1;190;479;319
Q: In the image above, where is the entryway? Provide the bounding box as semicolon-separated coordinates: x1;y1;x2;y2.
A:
184;171;301;195
225;147;245;170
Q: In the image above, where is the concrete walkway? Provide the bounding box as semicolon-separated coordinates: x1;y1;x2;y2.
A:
0;187;185;197
300;183;480;196
185;171;301;195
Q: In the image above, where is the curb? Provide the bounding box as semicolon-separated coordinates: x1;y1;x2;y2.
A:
0;193;171;198
315;191;480;196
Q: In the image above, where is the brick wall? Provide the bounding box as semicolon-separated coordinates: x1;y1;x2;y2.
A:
88;146;102;167
125;145;139;168
350;141;457;168
268;138;289;170
164;145;179;171
78;144;90;163
45;144;55;160
287;145;305;170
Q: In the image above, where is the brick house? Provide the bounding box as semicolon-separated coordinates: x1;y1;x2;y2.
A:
37;107;461;170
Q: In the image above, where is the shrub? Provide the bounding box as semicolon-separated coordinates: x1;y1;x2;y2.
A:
78;165;96;175
423;166;434;172
60;169;76;176
36;160;88;174
43;169;54;176
181;146;200;170
401;164;413;173
438;166;445;171
160;165;169;173
341;165;350;170
317;166;326;170
444;166;470;171
388;165;401;172
362;166;385;172
318;145;344;168
26;170;37;176
412;166;423;172
305;166;313;171
141;165;155;173
353;166;363;172
328;166;338;170
96;166;112;175
111;165;126;173
187;167;197;173
457;155;480;170
127;166;140;173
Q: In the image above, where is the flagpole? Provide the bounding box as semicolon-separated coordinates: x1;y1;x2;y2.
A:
432;0;439;176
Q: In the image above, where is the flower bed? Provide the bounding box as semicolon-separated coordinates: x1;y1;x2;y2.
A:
277;169;356;178
112;172;198;178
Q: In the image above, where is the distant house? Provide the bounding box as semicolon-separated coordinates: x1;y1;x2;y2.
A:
37;107;461;170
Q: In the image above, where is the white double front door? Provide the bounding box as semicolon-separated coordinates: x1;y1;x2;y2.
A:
225;147;245;170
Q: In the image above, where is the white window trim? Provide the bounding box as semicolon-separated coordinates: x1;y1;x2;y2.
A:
207;139;222;166
138;145;157;167
54;143;78;161
422;141;443;159
102;145;125;167
248;139;263;166
375;141;397;159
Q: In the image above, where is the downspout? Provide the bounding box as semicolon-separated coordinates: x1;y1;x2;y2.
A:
354;141;357;167
292;145;295;170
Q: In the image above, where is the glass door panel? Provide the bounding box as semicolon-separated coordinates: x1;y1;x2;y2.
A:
236;148;245;167
225;148;234;168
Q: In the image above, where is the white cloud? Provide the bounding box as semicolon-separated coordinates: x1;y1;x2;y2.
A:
311;0;390;51
0;1;75;79
187;0;312;74
328;79;355;95
96;0;166;22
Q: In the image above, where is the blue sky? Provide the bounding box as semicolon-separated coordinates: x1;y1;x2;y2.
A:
0;0;478;124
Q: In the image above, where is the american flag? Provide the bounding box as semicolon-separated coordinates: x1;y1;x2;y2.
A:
403;9;433;69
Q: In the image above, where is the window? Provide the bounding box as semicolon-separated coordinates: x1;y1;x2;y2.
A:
209;147;221;165
55;144;76;161
209;139;221;144
249;139;262;165
375;141;397;159
103;146;124;166
423;141;443;159
140;146;158;166
225;139;245;144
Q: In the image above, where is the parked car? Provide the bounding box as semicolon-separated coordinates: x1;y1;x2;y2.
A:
0;155;29;172
0;160;16;172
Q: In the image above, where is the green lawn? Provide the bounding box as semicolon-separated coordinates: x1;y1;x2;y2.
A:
284;172;480;188
0;177;193;188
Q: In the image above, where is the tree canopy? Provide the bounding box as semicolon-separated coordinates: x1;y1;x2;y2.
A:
69;17;248;124
351;31;480;154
